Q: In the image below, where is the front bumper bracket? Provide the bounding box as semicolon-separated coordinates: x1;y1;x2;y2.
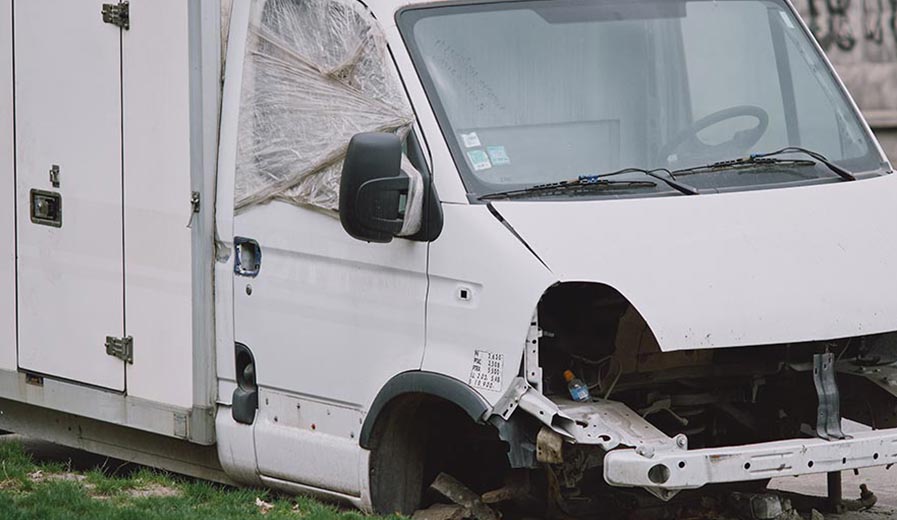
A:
605;427;897;490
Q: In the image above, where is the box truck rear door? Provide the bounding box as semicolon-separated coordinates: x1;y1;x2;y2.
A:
13;1;126;391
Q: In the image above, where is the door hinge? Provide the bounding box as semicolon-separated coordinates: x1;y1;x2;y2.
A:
105;336;134;364
102;1;130;30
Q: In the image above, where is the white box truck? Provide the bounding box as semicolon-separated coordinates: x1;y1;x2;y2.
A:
2;0;897;516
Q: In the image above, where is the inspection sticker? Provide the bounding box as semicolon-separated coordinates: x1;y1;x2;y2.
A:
486;145;510;166
467;149;492;171
469;350;503;392
460;132;482;148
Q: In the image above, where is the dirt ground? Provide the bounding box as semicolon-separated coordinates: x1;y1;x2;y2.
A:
770;466;897;518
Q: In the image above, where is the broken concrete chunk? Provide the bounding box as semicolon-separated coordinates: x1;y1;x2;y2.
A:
481;470;529;505
411;503;467;520
729;492;795;520
776;510;802;520
430;473;500;520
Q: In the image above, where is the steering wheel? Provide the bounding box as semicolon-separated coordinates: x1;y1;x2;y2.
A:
659;105;770;165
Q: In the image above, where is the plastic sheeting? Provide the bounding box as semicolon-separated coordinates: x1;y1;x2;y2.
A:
234;0;414;213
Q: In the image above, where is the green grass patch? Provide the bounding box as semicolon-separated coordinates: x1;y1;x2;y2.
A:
0;439;399;520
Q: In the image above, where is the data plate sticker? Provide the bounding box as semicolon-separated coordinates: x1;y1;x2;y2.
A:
467;149;492;171
460;132;482;148
469;350;504;392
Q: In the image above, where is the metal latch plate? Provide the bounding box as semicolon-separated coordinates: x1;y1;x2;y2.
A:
105;336;133;364
102;2;130;29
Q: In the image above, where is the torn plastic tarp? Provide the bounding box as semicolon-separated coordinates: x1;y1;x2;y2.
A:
234;0;414;214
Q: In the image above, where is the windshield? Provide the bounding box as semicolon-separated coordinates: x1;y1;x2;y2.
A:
398;0;887;200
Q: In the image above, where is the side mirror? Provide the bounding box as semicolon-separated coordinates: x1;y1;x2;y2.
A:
339;133;409;243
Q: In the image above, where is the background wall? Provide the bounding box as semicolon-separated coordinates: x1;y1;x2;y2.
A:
796;0;897;162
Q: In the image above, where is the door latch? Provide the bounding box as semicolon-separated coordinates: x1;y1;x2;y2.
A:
105;336;134;364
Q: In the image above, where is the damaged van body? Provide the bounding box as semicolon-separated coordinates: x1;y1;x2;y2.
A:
1;0;896;517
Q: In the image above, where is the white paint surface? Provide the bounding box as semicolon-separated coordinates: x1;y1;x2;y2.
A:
122;0;194;408
0;0;16;372
14;0;125;390
494;173;897;351
253;389;364;496
233;202;428;407
424;204;554;405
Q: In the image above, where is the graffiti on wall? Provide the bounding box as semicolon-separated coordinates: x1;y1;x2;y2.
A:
797;0;897;112
803;0;896;57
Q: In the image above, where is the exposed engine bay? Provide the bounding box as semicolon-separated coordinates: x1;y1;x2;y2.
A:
475;283;897;518
537;283;897;442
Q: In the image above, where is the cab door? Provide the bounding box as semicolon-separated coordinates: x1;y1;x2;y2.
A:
14;0;126;391
231;200;428;491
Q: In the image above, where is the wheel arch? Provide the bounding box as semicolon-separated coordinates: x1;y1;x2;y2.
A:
359;371;490;449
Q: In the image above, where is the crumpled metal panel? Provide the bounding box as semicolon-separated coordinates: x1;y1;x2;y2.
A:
234;0;414;212
493;378;677;451
552;399;675;451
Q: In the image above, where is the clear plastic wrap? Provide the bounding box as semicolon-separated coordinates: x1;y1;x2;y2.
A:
234;0;414;212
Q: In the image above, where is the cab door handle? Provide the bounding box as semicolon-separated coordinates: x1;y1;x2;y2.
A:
234;237;261;277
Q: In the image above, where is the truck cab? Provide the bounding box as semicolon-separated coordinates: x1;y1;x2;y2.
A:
2;0;897;517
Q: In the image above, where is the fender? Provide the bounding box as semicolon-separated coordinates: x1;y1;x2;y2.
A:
359;371;490;449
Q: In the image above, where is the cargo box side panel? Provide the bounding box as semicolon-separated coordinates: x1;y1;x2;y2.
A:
15;0;125;391
0;0;15;372
123;0;194;409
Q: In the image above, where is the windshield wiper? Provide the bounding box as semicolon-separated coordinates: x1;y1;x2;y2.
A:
478;167;699;200
672;147;856;181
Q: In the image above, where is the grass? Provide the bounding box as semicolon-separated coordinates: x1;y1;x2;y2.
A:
0;440;397;520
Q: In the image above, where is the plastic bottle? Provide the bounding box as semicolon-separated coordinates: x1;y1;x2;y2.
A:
564;370;591;402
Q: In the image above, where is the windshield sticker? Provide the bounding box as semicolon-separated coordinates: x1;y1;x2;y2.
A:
469;350;503;392
486;145;510;166
467;149;492;171
460;132;481;148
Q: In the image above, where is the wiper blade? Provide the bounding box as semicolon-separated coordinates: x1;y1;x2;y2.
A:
478;167;699;201
479;178;655;201
756;147;856;181
594;168;700;195
673;147;856;181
